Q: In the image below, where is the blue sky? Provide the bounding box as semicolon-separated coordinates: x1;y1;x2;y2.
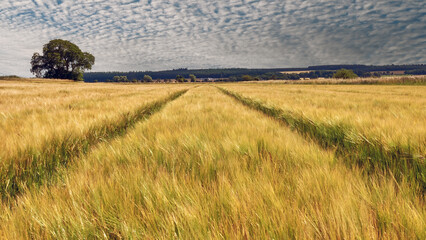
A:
0;0;425;76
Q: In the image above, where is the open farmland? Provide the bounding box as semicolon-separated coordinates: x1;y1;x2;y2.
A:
222;83;426;156
0;80;188;159
221;84;426;188
0;79;425;239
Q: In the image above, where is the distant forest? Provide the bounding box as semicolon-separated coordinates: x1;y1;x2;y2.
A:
84;64;426;82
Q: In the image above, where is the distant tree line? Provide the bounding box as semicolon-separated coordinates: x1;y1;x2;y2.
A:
105;74;198;83
225;70;354;81
405;69;426;75
84;64;426;83
84;68;305;82
105;75;153;83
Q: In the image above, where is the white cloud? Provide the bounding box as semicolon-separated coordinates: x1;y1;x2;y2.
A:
0;0;425;76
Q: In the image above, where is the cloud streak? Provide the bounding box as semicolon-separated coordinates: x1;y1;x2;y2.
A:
0;0;425;76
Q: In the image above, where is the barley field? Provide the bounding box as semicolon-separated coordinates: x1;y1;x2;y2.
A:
0;79;425;239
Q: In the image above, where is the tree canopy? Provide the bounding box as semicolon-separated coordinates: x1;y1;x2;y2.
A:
333;69;358;79
113;76;128;82
143;75;153;82
30;39;95;81
176;75;185;82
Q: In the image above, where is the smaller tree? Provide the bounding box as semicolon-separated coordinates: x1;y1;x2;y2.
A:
333;69;358;79
176;75;185;82
113;76;120;82
242;75;254;81
189;74;196;82
143;75;153;82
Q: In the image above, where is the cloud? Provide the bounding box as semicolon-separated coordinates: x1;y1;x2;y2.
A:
0;0;425;76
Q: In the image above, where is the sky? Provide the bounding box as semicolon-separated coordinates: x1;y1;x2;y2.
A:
0;0;425;77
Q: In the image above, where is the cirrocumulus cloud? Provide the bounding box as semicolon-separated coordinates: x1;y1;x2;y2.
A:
0;0;425;76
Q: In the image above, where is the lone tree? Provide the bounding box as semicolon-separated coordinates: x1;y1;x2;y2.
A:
333;69;358;79
189;74;196;82
30;39;95;81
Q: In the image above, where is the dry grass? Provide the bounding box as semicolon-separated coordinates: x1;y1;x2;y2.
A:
223;83;426;157
0;80;187;159
0;82;424;239
0;88;188;200
218;87;425;193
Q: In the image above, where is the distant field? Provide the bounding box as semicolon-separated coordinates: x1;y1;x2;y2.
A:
260;75;426;84
280;70;311;74
0;79;425;239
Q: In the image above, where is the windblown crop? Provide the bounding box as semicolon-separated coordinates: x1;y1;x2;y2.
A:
0;79;424;239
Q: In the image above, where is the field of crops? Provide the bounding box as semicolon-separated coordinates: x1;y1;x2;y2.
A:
0;79;425;239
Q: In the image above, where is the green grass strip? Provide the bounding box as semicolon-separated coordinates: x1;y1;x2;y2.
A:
0;89;188;201
218;87;425;193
